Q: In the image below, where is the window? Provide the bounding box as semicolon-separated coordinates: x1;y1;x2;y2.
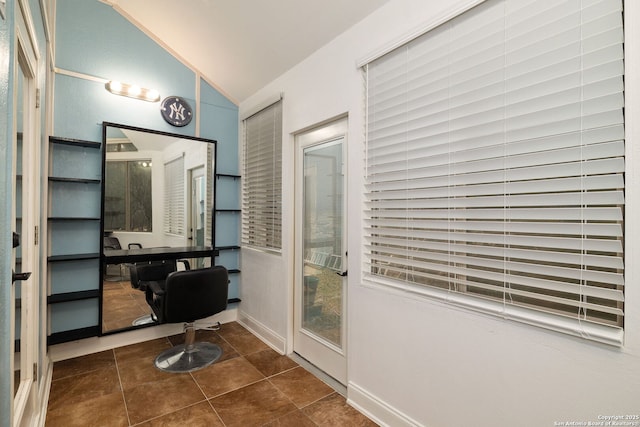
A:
164;155;185;235
105;160;152;232
242;100;283;250
363;0;624;344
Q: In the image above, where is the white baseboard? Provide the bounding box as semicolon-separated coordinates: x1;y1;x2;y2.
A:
237;311;286;354
348;381;423;427
49;307;237;362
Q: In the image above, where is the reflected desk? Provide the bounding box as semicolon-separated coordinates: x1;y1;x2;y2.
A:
103;246;219;265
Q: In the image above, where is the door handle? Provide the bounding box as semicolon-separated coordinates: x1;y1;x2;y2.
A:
336;270;348;277
12;232;30;283
12;270;31;283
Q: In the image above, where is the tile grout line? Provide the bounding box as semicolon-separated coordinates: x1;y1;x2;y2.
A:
204;398;229;427
186;336;228;427
264;363;336;408
265;364;300;379
204;358;268;399
264;374;322;426
127;400;215;427
184;329;234;426
111;347;133;427
48;355;117;383
261;360;342;425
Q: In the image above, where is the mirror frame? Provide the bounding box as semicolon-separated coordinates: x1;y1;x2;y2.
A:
99;121;218;334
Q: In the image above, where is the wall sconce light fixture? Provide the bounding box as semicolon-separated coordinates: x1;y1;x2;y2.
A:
105;81;160;102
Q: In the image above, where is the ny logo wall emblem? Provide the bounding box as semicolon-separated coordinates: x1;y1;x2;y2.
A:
161;96;193;127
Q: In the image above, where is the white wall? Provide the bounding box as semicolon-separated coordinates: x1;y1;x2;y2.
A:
239;1;640;426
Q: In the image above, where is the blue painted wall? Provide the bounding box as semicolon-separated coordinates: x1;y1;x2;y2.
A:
55;0;197;140
53;0;240;335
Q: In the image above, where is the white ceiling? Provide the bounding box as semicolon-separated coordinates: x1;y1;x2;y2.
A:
106;0;391;104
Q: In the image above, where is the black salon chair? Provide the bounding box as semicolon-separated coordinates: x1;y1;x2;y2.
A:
103;237;144;281
129;260;183;326
129;259;190;292
103;237;125;281
103;236;122;250
145;266;229;373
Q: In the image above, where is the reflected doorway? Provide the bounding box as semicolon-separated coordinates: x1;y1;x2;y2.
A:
190;166;206;269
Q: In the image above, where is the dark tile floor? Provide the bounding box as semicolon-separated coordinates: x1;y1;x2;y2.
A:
45;322;378;426
102;278;151;332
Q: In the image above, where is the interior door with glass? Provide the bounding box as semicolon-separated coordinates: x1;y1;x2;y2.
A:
12;15;40;425
294;117;347;385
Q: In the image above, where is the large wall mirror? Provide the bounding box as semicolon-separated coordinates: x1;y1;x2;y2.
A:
100;122;217;334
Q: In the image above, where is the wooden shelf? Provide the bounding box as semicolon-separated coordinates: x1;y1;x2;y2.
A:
215;245;241;251
50;136;101;149
48;290;99;304
49;176;101;184
48;253;100;262
48;217;100;221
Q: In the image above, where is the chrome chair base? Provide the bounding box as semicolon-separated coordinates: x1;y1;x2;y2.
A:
132;314;155;326
154;342;222;373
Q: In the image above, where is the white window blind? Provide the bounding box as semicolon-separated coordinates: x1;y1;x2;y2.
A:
364;0;625;344
242;100;283;250
164;155;185;235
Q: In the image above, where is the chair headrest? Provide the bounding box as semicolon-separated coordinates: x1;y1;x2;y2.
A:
161;266;229;323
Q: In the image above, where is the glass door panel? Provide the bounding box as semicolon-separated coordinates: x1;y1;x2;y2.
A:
13;65;25;397
13;37;38;421
302;141;344;347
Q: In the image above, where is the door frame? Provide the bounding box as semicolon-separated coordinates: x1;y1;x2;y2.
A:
293;116;348;385
11;0;42;425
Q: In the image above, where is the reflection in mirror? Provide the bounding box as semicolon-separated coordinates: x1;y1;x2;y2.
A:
105;159;152;232
101;123;216;333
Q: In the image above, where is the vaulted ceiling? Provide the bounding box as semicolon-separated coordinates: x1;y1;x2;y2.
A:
105;0;391;104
